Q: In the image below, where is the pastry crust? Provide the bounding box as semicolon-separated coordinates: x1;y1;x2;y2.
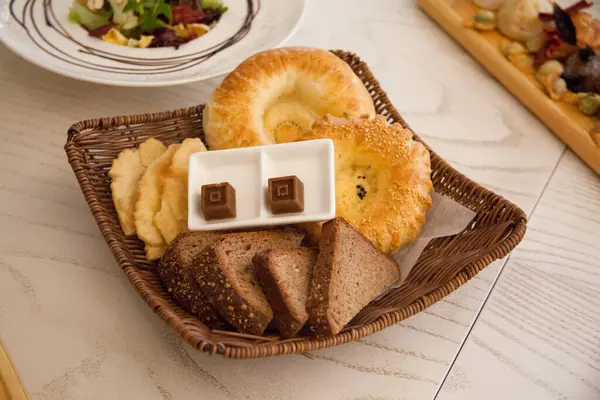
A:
203;47;376;150
302;115;434;255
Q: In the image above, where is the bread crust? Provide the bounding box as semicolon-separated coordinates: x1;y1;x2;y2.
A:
203;47;376;150
195;242;273;335
194;229;305;335
157;232;228;329
308;218;400;336
307;220;339;336
253;248;317;338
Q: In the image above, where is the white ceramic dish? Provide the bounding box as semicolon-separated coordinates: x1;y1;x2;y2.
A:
0;0;304;87
188;139;335;231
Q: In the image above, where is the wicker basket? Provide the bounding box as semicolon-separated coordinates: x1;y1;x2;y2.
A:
64;50;527;359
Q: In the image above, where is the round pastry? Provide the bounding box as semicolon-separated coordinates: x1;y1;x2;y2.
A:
302;115;433;255
203;47;376;150
496;0;553;42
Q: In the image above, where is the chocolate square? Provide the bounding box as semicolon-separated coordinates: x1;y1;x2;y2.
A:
268;176;304;215
201;182;236;220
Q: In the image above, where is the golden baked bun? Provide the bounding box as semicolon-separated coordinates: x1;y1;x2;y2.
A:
203;47;376;150
302;115;433;255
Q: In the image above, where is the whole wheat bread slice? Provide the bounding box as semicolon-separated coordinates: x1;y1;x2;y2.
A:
253;248;317;338
308;218;400;336
194;229;305;335
157;231;228;328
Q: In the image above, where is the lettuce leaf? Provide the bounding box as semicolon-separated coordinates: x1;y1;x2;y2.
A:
69;2;111;30
124;0;145;15
68;8;82;24
201;0;224;9
125;0;172;32
108;0;140;30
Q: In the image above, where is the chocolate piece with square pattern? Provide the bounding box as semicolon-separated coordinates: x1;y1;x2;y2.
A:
268;176;304;214
201;182;236;220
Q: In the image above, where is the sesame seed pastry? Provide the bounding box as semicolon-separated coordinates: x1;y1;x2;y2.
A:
301;115;434;255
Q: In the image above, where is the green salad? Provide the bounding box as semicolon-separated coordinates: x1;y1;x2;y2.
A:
68;0;228;49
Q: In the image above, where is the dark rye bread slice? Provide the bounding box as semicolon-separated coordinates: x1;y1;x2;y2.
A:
194;229;305;335
253;248;317;338
157;231;228;329
308;218;400;336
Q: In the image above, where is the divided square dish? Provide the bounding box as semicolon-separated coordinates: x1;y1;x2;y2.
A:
64;50;527;359
188;139;335;230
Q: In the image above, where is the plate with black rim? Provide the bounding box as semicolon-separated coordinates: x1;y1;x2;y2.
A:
0;0;305;87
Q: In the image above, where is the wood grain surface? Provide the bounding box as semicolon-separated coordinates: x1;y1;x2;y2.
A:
0;0;597;398
437;151;600;399
417;0;600;176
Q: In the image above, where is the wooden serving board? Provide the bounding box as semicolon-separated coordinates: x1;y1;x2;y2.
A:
0;340;28;400
418;0;600;175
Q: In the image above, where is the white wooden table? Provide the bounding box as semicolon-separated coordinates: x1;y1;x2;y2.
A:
0;0;598;399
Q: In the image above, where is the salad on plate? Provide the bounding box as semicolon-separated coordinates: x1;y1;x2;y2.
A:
68;0;228;49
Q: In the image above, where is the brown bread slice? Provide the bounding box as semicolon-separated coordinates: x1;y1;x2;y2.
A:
157;231;228;329
308;218;400;336
194;229;305;335
253;248;317;338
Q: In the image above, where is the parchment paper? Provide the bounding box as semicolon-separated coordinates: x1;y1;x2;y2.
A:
390;192;476;287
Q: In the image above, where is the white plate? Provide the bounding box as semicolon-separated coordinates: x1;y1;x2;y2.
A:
188;139;336;231
0;0;304;87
